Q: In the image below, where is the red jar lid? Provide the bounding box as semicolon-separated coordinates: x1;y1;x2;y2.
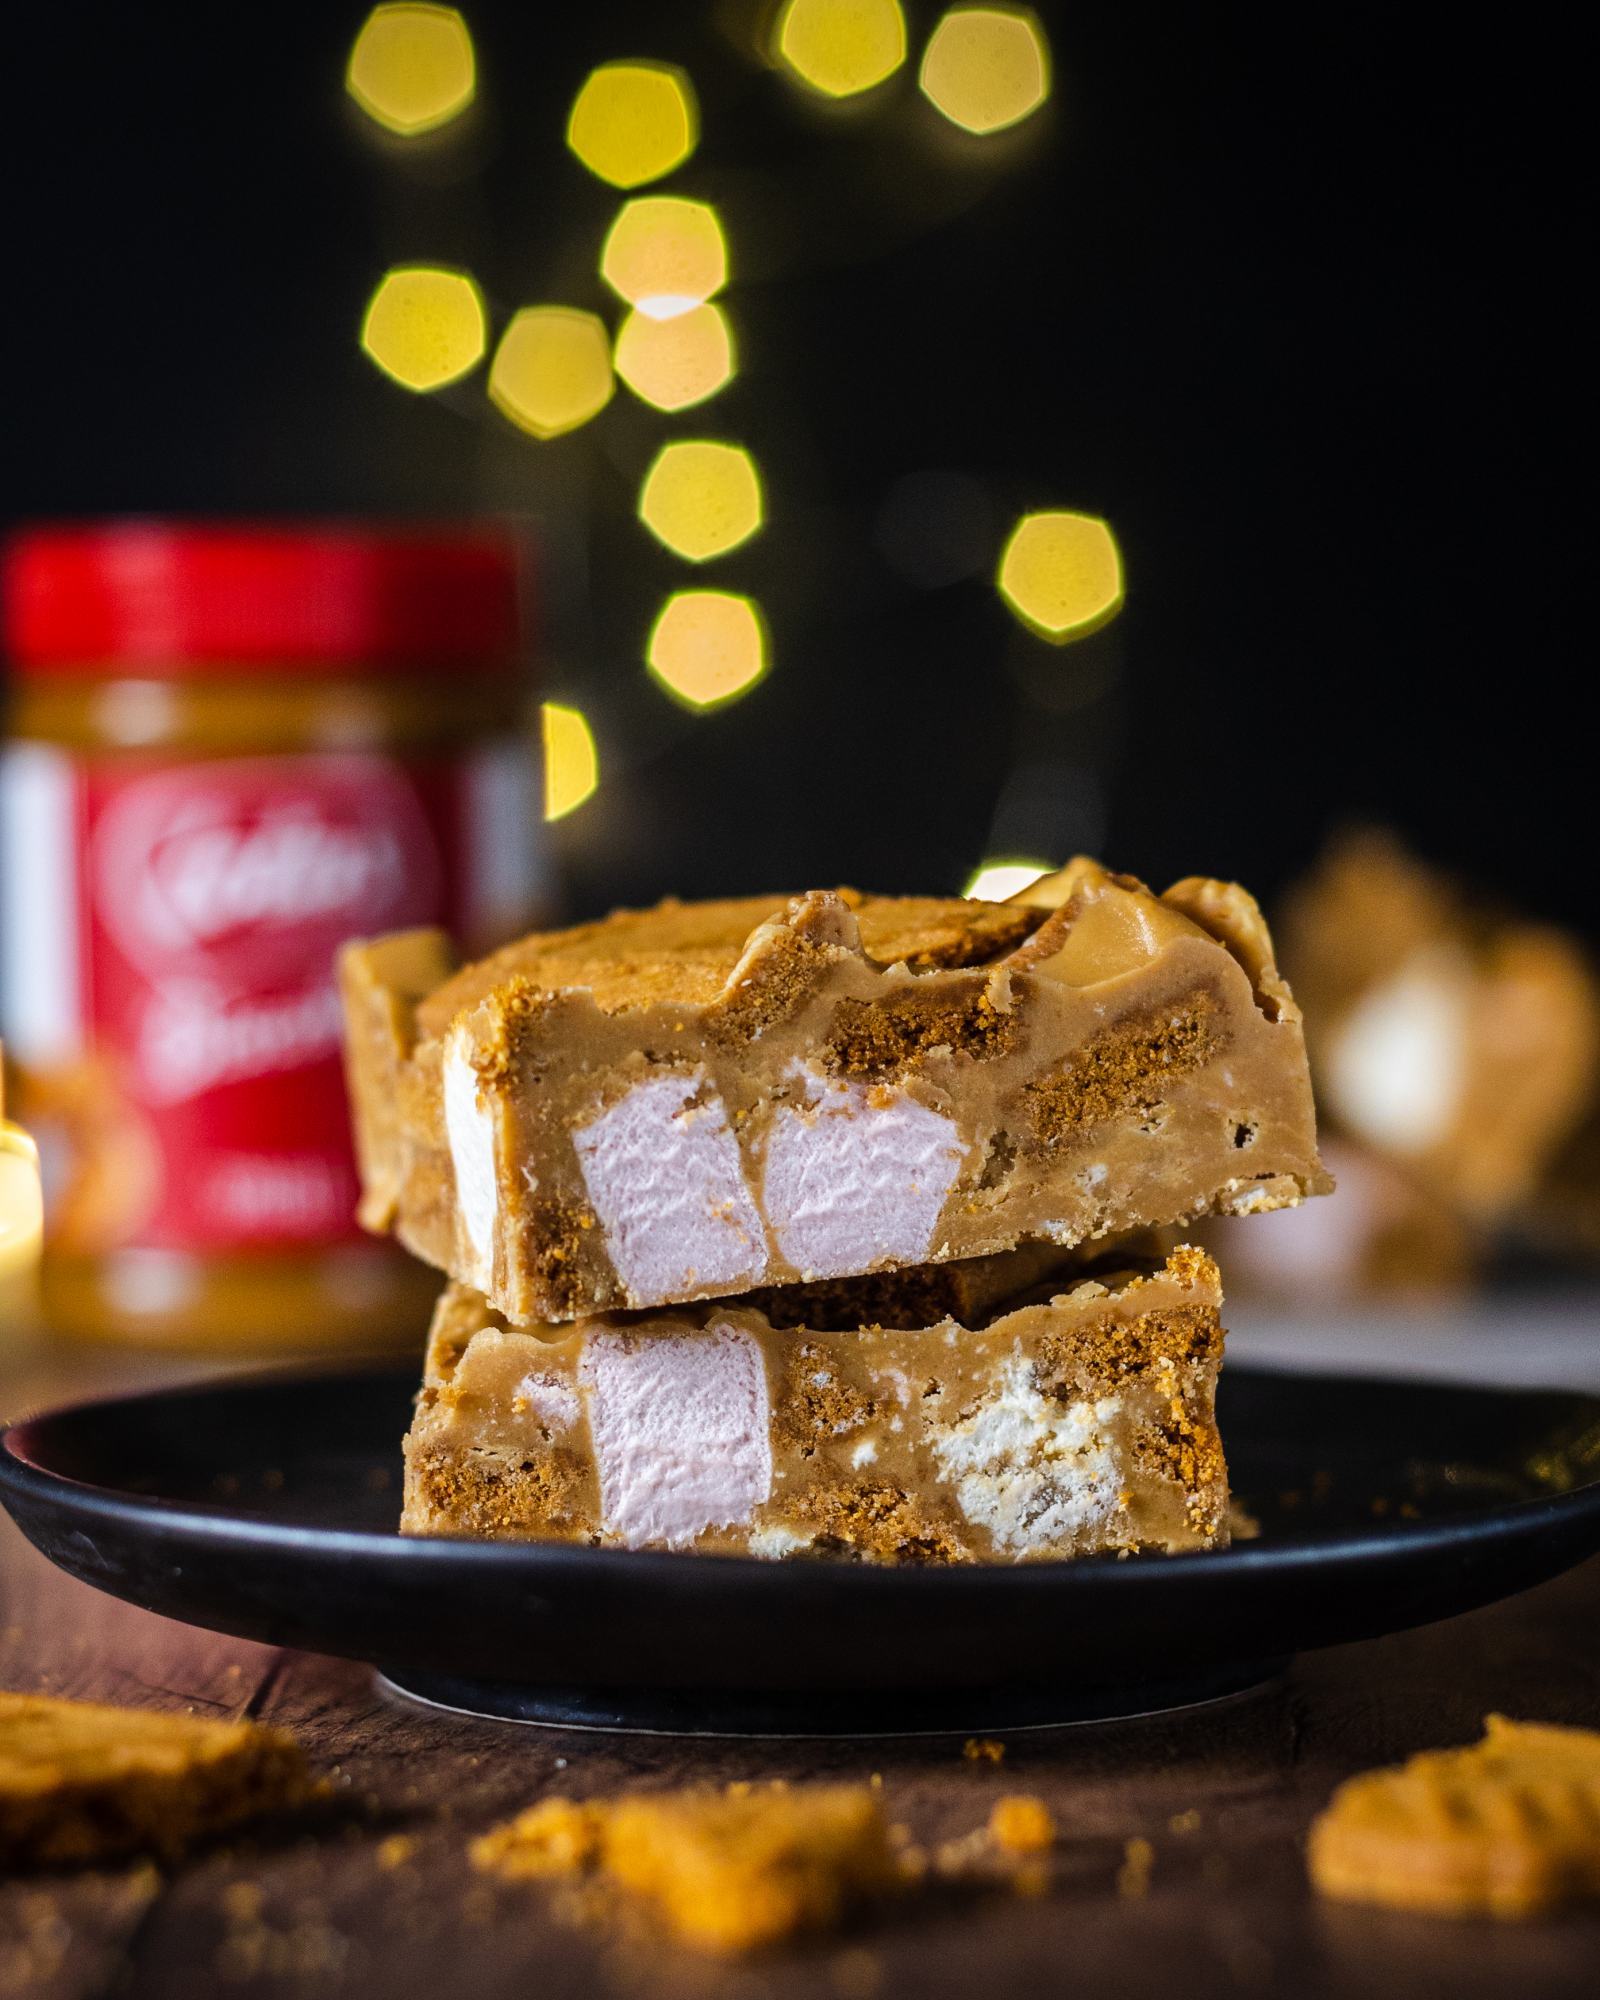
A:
3;521;528;678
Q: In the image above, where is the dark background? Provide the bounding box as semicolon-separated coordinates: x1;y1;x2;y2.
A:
5;3;1588;927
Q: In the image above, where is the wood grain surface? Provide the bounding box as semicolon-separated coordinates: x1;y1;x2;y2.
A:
3;1330;1598;1999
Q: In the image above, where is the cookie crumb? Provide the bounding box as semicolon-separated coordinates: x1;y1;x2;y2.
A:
988;1796;1055;1854
963;1738;1006;1766
473;1781;904;1955
471;1798;606;1880
0;1691;313;1869
1117;1836;1154;1899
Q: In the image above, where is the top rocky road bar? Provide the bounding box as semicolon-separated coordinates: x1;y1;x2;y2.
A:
339;859;1330;1324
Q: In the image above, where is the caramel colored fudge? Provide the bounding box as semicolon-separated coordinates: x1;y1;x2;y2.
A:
402;1245;1230;1561
0;1693;313;1868
472;1782;903;1956
1282;828;1599;1224
343;861;1327;1323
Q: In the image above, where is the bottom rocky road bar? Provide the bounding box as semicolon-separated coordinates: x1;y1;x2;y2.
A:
402;1245;1229;1562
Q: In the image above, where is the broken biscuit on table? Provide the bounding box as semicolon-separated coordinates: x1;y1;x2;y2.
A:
472;1782;904;1956
1308;1714;1600;1918
0;1693;313;1869
341;863;1327;1326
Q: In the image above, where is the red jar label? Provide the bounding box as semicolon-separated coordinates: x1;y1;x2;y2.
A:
0;744;542;1251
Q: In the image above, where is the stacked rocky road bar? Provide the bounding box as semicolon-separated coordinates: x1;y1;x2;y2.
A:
341;859;1329;1562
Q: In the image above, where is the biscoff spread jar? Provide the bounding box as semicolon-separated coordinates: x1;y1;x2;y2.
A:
0;522;544;1351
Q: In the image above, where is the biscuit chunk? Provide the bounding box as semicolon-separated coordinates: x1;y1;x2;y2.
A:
0;1693;312;1868
472;1782;903;1955
402;1245;1231;1562
1308;1715;1600;1918
342;862;1327;1323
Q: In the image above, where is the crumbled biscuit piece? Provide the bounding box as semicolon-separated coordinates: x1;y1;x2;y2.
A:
470;1797;607;1879
1308;1714;1600;1918
1117;1836;1154;1899
472;1782;904;1955
988;1796;1056;1854
963;1738;1006;1765
0;1692;313;1868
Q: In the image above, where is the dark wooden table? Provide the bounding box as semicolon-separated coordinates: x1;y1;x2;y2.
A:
3;1327;1599;2000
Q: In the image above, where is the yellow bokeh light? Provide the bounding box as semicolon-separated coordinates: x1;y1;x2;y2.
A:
601;197;728;320
613;303;736;412
647;592;768;709
567;61;698;189
360;267;486;391
775;0;908;98
920;7;1050;135
638;443;763;563
488;307;614;440
963;860;1053;902
0;1120;43;1303
542;702;599;820
347;5;475;137
997;511;1123;642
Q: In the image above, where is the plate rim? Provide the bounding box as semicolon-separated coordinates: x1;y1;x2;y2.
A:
3;1361;1599;1592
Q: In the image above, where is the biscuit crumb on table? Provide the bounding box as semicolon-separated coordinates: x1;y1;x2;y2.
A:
1308;1714;1600;1918
0;1692;314;1869
963;1738;1006;1765
1116;1836;1154;1899
988;1796;1055;1854
471;1782;905;1956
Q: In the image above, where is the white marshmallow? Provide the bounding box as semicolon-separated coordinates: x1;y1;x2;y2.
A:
931;1351;1121;1554
444;1038;498;1287
748;1523;808;1558
1325;949;1468;1156
761;1071;967;1280
571;1071;768;1304
581;1322;772;1548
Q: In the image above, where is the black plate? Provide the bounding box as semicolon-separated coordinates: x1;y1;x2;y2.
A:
3;1365;1599;1735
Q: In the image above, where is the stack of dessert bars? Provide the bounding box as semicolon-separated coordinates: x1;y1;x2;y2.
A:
340;860;1328;1563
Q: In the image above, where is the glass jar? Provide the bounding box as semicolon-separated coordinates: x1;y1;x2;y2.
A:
0;522;545;1353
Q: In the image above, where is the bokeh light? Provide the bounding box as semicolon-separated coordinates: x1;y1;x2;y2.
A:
347;5;476;137
964;859;1053;902
600;197;728;319
0;1119;42;1301
613;303;736;412
775;0;908;99
360;267;486;390
542;702;599;820
488;306;614;439
997;511;1123;642
567;61;698;189
920;7;1050;135
647;592;768;708
638;443;764;562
